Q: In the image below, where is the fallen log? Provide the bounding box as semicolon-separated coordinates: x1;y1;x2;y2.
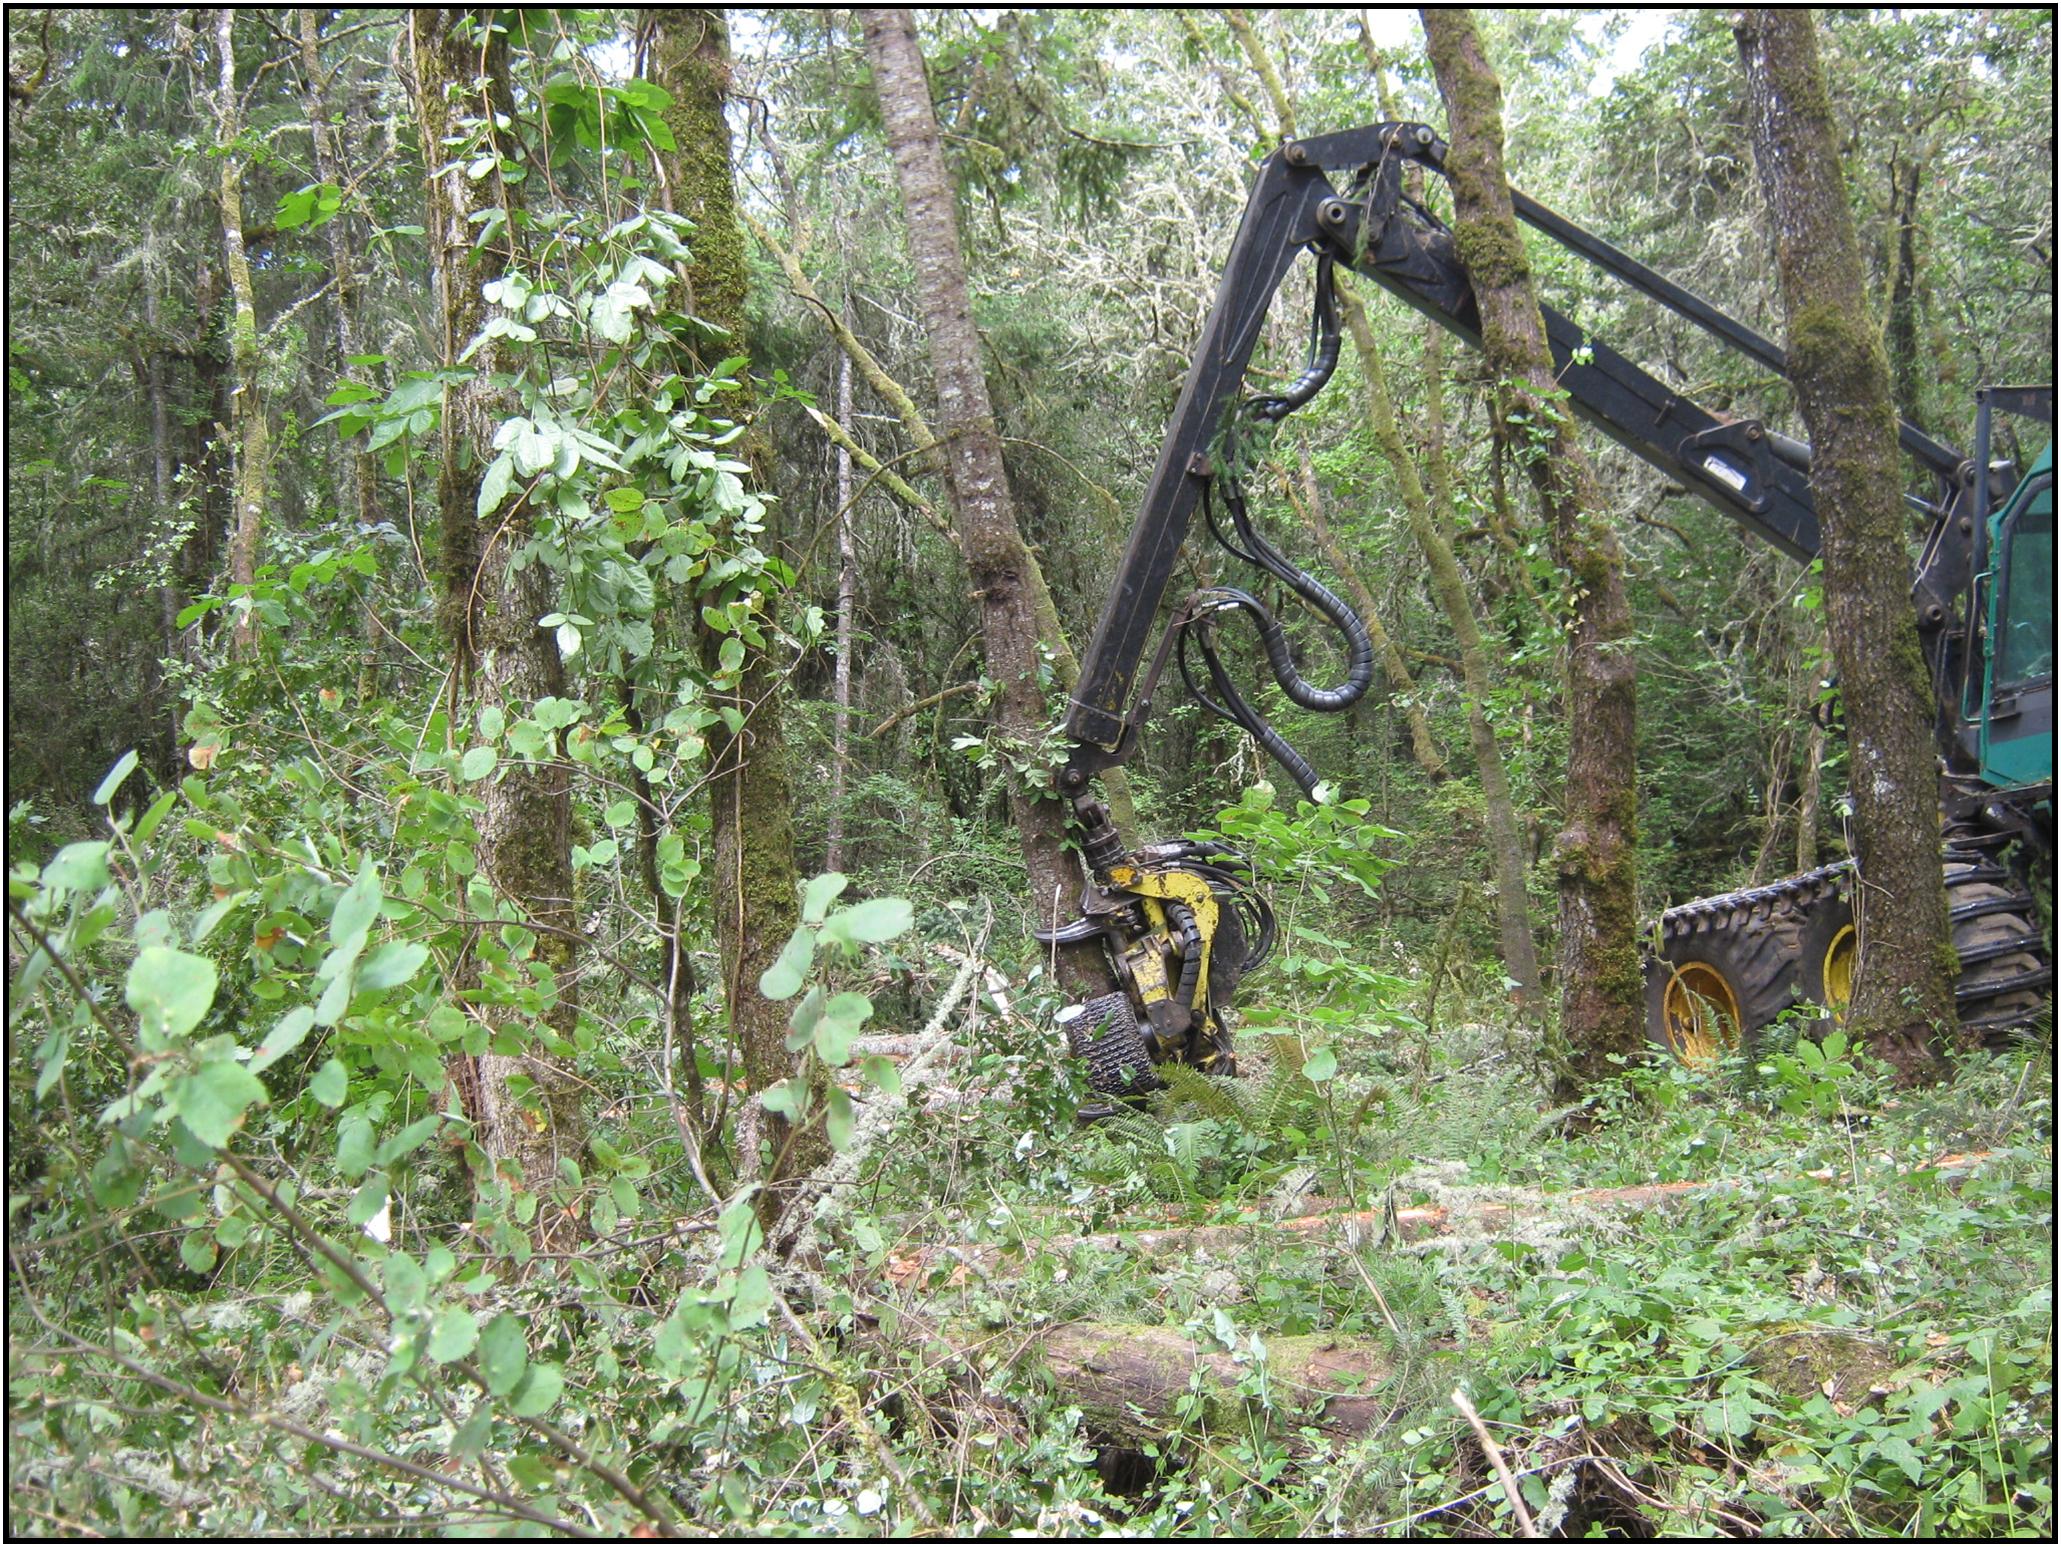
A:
879;1151;1998;1290
927;1321;1393;1447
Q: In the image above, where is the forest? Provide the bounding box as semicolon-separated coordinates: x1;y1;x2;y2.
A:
4;7;2053;1538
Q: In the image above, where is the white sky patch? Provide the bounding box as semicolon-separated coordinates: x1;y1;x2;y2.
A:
1357;8;1679;101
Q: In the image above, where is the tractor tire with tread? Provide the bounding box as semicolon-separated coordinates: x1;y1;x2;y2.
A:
1645;885;1816;1063
1648;851;2053;1060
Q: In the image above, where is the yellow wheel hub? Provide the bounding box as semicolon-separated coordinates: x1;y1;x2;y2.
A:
1661;961;1743;1064
1820;925;1856;1022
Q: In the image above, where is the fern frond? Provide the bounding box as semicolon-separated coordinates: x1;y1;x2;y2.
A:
1156;1061;1250;1128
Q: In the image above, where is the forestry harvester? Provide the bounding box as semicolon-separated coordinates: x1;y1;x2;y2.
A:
1037;122;2053;1096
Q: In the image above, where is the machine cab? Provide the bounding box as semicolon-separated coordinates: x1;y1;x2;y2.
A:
1977;444;2054;789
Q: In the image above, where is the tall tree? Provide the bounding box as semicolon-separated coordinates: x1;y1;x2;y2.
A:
409;8;587;1228
1336;286;1545;1020
295;8;383;700
1734;8;1955;1076
856;8;1106;995
1422;9;1644;1087
646;8;824;1206
203;9;268;658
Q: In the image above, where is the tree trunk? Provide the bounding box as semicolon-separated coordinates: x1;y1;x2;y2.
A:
647;9;824;1207
857;8;1105;996
296;7;383;702
211;9;266;659
1885;152;1926;435
1734;8;1953;1077
409;9;586;1230
827;334;856;873
143;256;182;776
1423;9;1643;1086
1336;282;1544;1020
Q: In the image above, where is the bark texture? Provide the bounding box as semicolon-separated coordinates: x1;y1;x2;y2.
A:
827;335;857;872
648;9;823;1205
858;9;1107;994
410;9;586;1230
985;1323;1391;1448
1734;8;1954;1075
296;8;382;700
1336;284;1543;1018
412;7;497;681
1423;9;1643;1085
211;9;266;659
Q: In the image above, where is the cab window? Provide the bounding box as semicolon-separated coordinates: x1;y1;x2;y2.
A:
1996;502;2054;689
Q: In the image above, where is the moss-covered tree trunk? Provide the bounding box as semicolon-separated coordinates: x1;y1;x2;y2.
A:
857;8;1108;997
296;7;382;701
1423;9;1643;1087
1336;284;1544;1021
1735;9;1953;1077
410;9;587;1233
210;9;266;659
647;9;825;1207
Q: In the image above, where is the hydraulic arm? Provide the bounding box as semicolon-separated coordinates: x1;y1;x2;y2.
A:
1045;122;2051;1095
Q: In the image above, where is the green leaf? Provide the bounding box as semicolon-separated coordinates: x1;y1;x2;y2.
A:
134;790;178;846
336;1114;376;1177
824;897;914;946
181;1230;219;1274
452;1403;494;1460
168;1059;267;1148
861;1054;901;1097
330;864;383;948
315;961;356;1027
42;841;110;894
479;1312;528;1396
1302;1045;1338;1083
429;1307;481;1364
34;1025;68;1100
251;1007;317;1074
358;941;429;992
728;1266;773;1331
460;745;499;781
377;1114;443;1166
825;1086;855;1151
801;872;849;926
758;926;816;1000
785;986;827;1054
93;750;139;806
477;450;516;518
90;1144;144;1209
760;1078;805;1119
816;991;872;1066
125;947;219;1042
509;1362;565;1417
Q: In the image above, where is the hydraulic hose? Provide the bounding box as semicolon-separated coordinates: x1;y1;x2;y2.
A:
1252;254;1342;422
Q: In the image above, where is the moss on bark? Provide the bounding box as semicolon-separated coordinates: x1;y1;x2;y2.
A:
1424;8;1643;1086
648;10;826;1207
1735;8;1955;1074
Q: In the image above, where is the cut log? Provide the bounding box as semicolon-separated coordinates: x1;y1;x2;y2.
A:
945;1322;1392;1447
878;1151;1997;1290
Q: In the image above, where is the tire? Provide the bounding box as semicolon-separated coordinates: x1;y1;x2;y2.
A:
1667;852;2054;1055
1796;885;1857;1028
1942;851;2053;1046
1645;890;1813;1064
1059;991;1164;1098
